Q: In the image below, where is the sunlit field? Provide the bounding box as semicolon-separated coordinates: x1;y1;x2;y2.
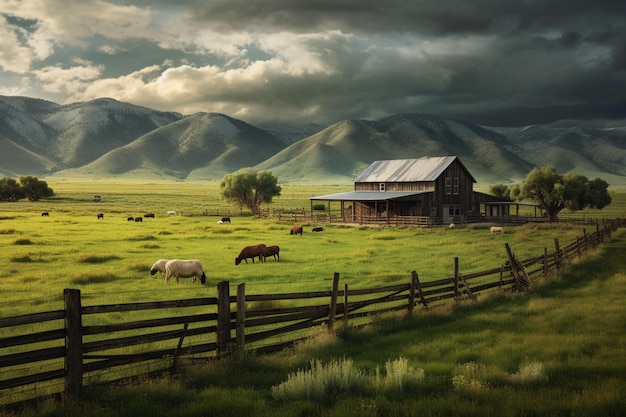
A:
1;179;624;316
3;179;626;417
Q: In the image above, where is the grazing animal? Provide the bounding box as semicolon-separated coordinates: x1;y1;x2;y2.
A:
41;212;49;216
164;259;206;284
150;259;169;276
312;227;324;232
144;213;155;218
127;217;134;221
217;220;223;224
290;225;303;235
167;210;176;215
134;217;143;222
236;244;267;265
97;213;104;219
490;226;503;233
448;223;455;229
264;245;280;261
221;217;231;223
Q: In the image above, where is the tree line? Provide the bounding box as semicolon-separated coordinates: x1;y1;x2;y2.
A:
0;176;54;202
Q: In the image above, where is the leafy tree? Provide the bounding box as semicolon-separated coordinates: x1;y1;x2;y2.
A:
19;176;54;201
220;170;282;215
0;177;25;201
488;184;512;200
511;166;611;221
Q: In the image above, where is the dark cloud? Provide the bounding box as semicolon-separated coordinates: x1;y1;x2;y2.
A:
3;0;626;127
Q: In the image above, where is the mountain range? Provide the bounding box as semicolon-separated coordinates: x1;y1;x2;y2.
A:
1;95;625;186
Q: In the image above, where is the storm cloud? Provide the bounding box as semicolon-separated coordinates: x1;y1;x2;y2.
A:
1;0;625;127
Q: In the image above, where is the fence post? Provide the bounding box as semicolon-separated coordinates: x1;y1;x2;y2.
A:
409;272;416;312
236;283;246;351
216;281;231;355
554;238;561;270
328;272;339;330
543;247;549;275
453;257;459;300
343;284;349;325
64;288;83;400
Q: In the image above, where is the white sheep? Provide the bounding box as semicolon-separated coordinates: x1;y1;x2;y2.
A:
490;226;503;233
164;259;207;284
449;223;456;229
150;259;169;277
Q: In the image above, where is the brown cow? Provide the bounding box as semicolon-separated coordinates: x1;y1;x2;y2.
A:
235;244;267;265
290;225;303;235
264;245;280;261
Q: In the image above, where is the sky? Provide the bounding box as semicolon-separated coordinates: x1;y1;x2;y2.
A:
1;0;626;128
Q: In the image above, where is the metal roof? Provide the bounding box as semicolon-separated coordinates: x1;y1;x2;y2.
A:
353;156;472;183
310;190;432;201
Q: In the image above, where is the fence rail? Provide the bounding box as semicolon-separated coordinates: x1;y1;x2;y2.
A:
1;218;624;408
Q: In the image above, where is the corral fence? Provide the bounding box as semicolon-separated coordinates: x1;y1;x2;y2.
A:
1;218;624;409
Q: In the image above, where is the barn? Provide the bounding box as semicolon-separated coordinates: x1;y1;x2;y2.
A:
310;156;512;225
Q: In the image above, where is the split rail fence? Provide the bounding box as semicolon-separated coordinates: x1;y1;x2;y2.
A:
1;218;624;408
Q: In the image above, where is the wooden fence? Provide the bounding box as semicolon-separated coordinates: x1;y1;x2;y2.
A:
1;218;624;408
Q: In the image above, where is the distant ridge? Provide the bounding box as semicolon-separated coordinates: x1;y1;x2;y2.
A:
1;95;626;186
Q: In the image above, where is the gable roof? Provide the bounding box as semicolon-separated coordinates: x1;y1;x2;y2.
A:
354;156;476;183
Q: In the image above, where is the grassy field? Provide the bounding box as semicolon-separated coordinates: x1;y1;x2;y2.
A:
6;223;626;417
2;179;626;416
2;180;623;316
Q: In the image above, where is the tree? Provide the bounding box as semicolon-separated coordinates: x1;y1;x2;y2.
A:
0;177;25;201
19;176;54;201
220;170;282;215
512;166;611;222
488;184;512;200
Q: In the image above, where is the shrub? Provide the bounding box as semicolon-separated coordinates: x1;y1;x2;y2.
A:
374;357;425;393
272;358;368;403
508;361;547;384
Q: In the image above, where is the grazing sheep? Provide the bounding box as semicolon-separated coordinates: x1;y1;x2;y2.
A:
217;220;223;224
264;245;280;261
164;259;206;284
144;213;155;218
41;212;49;216
448;223;455;229
490;226;503;233
127;217;134;221
150;259;169;276
221;217;231;223
236;244;267;265
312;227;324;232
134;217;143;222
290;225;303;235
167;210;176;215
97;213;104;219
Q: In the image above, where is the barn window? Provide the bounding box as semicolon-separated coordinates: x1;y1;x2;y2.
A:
445;177;452;195
453;177;459;195
379;183;385;191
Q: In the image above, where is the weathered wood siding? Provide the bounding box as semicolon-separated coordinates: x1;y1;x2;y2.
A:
353;159;475;219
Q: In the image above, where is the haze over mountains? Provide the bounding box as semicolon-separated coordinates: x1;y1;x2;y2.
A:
1;96;625;186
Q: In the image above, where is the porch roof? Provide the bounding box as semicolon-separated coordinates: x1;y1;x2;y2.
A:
310;190;432;202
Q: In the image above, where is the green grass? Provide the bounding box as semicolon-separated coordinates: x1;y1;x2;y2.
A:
6;229;626;417
2;180;626;416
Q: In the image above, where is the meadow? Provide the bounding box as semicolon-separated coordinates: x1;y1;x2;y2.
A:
2;180;626;416
2;179;622;316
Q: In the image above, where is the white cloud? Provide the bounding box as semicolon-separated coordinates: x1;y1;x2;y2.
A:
34;59;104;95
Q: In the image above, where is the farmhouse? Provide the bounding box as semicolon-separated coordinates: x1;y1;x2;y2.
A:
310;156;522;225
